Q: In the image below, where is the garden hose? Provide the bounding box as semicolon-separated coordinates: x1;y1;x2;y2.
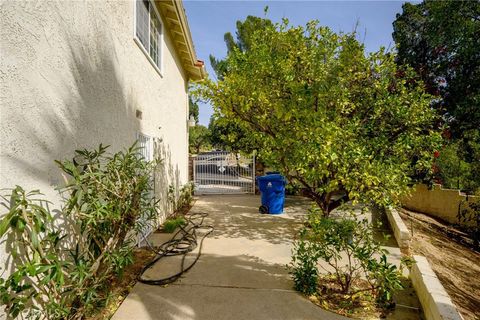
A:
138;212;214;286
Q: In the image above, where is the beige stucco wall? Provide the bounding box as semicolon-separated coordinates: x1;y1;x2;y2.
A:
0;0;190;280
402;184;478;226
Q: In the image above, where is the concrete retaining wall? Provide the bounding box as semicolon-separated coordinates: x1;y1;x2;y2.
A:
402;184;477;226
411;255;464;320
385;208;411;255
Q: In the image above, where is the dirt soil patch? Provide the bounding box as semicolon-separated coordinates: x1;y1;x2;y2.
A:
399;208;480;320
87;248;156;320
89;203;195;319
309;276;418;320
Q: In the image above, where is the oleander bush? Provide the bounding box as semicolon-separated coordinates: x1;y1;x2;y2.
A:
0;143;158;319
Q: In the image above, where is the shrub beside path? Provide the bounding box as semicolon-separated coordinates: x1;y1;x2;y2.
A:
112;195;349;320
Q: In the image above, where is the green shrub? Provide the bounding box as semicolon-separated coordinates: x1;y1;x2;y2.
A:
458;190;480;249
290;234;319;295
435;136;480;193
162;217;186;233
168;182;194;214
0;143;158;319
290;208;404;306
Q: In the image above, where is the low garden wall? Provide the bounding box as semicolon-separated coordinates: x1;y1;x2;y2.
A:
411;255;464;320
402;184;477;226
385;208;411;255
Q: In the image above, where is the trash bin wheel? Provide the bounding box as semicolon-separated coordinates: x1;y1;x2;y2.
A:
259;205;269;214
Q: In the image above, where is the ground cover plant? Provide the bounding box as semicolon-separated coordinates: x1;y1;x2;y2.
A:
0;144;158;319
162;217;187;233
290;207;405;317
197;16;441;216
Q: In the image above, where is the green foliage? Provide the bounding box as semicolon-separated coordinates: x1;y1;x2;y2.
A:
285;181;302;196
0;188;67;319
0;144;158;319
290;236;319;295
189;125;211;154
290;208;403;305
168;182;194;214
207;16;274;154
162;217;186;233
393;1;480;189
208;116;257;153
435;138;480;193
458;190;480;249
197;18;441;215
210;16;274;80
393;1;480;139
189;96;200;124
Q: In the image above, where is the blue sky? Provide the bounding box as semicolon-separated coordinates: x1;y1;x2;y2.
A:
184;1;409;126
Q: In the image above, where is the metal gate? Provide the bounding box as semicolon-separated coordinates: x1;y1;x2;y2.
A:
193;151;255;194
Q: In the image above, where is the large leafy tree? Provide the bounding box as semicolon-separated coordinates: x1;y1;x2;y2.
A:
208;16;273;152
210;16;274;80
393;0;479;136
208;116;257;153
392;0;480;191
189;125;211;154
198;19;441;215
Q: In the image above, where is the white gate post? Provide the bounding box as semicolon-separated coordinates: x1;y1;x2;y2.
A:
252;151;256;194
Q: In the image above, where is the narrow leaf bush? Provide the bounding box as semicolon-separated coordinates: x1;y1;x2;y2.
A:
0;143;158;319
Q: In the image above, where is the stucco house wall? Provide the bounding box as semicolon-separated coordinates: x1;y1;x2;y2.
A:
0;0;199;279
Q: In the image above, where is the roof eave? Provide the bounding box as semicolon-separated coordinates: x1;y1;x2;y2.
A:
155;0;206;81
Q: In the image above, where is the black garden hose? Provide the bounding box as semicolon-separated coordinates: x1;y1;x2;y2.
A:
138;212;214;286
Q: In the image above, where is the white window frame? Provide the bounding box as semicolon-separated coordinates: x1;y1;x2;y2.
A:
136;131;155;247
133;0;164;77
136;131;154;161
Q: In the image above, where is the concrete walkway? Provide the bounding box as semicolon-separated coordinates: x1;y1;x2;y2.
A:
112;195;348;320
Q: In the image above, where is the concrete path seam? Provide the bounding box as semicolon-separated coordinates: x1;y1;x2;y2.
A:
171;283;298;293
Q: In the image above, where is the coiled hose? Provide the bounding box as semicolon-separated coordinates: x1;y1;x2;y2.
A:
138;212;214;285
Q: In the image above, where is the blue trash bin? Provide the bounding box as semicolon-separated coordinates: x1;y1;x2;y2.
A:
257;174;286;214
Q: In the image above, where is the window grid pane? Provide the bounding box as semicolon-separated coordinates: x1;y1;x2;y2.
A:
136;0;162;71
136;0;149;50
150;10;161;67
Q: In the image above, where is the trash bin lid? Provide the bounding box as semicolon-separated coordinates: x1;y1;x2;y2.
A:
257;174;285;182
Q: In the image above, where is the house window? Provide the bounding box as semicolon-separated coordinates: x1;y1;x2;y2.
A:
135;0;162;71
136;132;155;246
137;132;153;161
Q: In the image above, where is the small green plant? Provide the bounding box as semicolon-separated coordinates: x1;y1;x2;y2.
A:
290;234;319;295
168;182;194;215
162;217;186;233
0;143;158;319
290;207;404;308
